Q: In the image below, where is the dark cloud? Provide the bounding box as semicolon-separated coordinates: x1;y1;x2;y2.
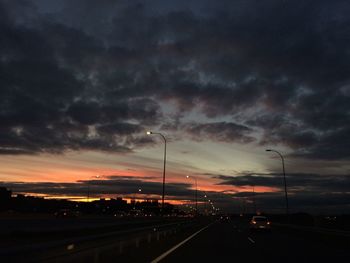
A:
184;122;255;143
0;177;197;200
2;172;349;213
215;172;350;192
0;1;162;155
0;0;350;160
0;176;240;212
248;114;320;149
213;172;350;213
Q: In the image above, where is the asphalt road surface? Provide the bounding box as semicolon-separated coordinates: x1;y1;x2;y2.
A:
2;217;349;262
152;219;350;263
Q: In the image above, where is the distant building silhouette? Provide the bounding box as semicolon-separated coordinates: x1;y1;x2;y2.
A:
0;187;12;210
0;187;11;199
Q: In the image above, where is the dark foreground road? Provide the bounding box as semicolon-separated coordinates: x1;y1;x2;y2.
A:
1;217;349;262
156;219;350;263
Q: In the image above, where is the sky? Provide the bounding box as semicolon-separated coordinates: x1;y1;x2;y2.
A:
0;0;350;214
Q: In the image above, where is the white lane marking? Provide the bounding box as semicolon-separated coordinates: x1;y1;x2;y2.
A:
150;222;215;263
247;237;255;244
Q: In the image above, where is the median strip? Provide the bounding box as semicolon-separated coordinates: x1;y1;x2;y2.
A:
150;221;215;263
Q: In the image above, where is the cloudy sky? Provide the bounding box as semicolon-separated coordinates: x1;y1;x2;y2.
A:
0;0;349;213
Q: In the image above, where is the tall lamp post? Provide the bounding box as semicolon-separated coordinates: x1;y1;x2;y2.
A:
266;149;289;219
133;188;142;209
147;131;167;214
186;175;198;215
204;194;208;215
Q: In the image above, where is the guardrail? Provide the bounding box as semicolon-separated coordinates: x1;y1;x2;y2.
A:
1;219;204;263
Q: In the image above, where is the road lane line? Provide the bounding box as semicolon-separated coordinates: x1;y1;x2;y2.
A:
150;222;215;263
247;237;255;244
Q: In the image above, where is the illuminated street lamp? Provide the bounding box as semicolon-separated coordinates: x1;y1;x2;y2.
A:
87;175;100;202
186;175;198;215
147;131;167;213
266;149;289;218
203;193;218;215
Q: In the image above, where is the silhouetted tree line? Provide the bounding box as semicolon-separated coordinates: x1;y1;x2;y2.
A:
0;187;175;216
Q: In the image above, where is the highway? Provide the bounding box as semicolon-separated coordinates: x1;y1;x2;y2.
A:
1;217;349;262
152;219;350;262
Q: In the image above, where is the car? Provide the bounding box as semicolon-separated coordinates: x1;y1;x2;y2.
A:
220;215;230;222
249;216;271;231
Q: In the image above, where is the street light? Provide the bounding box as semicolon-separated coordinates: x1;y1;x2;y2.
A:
147;131;167;213
87;175;100;202
133;188;142;209
203;193;218;215
266;149;289;218
186;175;198;215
